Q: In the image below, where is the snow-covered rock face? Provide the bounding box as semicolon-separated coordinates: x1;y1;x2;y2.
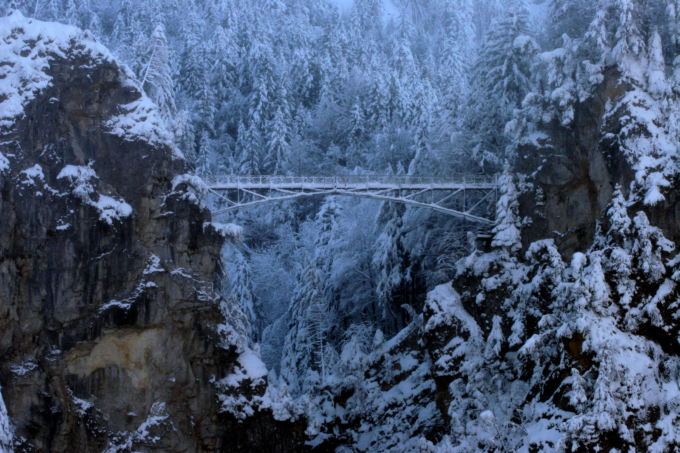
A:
0;10;180;158
0;10;303;452
0;11;112;131
516;47;680;255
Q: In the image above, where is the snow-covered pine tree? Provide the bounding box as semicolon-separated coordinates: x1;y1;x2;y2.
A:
238;122;262;175
337;322;374;376
73;0;99;34
483;315;504;360
351;0;383;39
63;0;78;26
646;30;668;100
631;211;675;283
227;248;260;343
280;257;328;395
111;0;135;57
247;40;278;129
372;190;407;331
178;6;205;99
392;11;416;81
129;17;152;80
438;0;474;130
314;196;342;278
213;24;238;104
367;76;391;131
305;298;332;384
611;0;644;75
605;185;631;246
567;368;588;413
197;75;217;134
348;99;364;150
42;0;62;22
194;130;214;177
546;0;597;44
86;9;102;37
139;0;164;35
265;106;290;175
491;161;521;253
174;110;196;161
0;385;11;453
466;0;538;166
141;24;176;126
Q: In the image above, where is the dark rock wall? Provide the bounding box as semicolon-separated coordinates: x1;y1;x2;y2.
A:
516;68;640;257
0;18;303;453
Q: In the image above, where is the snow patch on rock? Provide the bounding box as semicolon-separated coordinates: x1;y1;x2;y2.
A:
204;222;243;241
9;361;37;376
0;152;9;173
424;282;481;339
105;96;183;160
57;164;132;225
170;174;208;207
103;402;170;453
68;390;93;417
143;254;164;275
18;165;44;185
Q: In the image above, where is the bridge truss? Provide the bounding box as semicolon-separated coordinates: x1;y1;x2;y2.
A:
202;175;499;225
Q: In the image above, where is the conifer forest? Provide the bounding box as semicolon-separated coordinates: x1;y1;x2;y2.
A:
2;0;680;451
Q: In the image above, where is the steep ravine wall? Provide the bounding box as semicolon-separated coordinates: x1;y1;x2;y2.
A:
0;12;304;453
515;68;633;256
516;67;680;257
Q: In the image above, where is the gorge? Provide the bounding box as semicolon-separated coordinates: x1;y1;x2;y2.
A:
1;1;680;452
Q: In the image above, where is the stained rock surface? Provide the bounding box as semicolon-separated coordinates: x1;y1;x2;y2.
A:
0;12;303;453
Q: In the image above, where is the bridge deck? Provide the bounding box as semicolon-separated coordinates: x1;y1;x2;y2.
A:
203;175;497;191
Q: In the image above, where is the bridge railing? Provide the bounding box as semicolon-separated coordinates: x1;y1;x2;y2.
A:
203;174;498;188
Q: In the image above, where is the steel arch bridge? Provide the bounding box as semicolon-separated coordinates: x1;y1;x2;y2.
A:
202;175;499;225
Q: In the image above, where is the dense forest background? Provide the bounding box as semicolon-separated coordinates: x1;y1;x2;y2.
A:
1;0;538;370
4;0;680;409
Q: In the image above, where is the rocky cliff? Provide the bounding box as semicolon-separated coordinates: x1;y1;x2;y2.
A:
0;11;303;453
516;65;680;258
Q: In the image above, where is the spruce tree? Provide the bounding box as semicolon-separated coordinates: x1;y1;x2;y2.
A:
238;122;262;175
372;175;407;331
64;0;78;26
315;196;342;278
280;257;328;394
228;249;260;342
247;40;277;129
348;99;365;149
213;25;238;103
44;0;61;21
265;106;290;175
439;0;474;128
467;0;537;165
491;162;521;253
197;76;217;134
141;24;176;126
194;130;214;177
179;7;205;99
112;0;135;58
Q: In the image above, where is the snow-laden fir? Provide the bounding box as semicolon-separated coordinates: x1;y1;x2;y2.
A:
3;0;680;451
0;386;11;453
